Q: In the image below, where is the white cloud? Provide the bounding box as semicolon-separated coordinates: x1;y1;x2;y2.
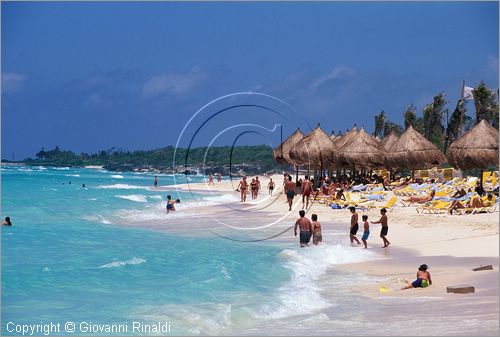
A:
311;65;353;91
2;72;27;94
142;66;207;98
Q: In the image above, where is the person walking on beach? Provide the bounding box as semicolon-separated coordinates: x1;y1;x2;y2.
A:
255;177;261;198
153;175;158;188
372;208;390;248
3;216;12;226
401;264;432;290
294;210;312;247
250;178;257;200
311;213;322;245
237;176;248;202
217;173;222;182
285;176;296;211
268;178;275;195
349;206;361;245
301;175;312;209
208;174;214;186
361;215;370;249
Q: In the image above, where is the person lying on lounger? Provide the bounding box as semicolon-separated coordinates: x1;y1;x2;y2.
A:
403;190;435;204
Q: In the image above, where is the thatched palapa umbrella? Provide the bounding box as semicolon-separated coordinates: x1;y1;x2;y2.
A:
386;125;446;169
380;131;400;151
332;127;359;168
272;128;304;166
446;119;499;171
339;128;387;168
288;123;338;171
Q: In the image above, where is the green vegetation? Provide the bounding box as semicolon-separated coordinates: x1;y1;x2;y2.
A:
373;81;499;150
19;145;278;172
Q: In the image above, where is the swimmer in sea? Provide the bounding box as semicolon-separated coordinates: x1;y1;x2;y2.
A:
2;216;12;226
166;195;180;214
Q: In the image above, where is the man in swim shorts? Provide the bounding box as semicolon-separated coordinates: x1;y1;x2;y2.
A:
372;208;390;248
349;206;361;245
301;175;312;210
285;175;296;211
294;210;312;247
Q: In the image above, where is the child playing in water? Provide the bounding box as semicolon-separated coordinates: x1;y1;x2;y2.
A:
166;195;181;214
401;264;432;290
361;215;369;249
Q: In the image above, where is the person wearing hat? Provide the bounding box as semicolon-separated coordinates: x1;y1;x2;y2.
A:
401;264;432;290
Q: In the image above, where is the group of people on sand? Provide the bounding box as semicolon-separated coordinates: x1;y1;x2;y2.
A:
348;206;390;249
236;176;264;202
207;173;223;186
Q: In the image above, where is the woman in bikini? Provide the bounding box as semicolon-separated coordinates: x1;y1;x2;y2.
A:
311;214;322;245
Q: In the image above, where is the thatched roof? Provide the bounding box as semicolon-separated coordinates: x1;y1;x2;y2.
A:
447;119;499;170
380;131;400;151
272;128;305;165
288;124;338;169
386;125;446;169
330;133;338;142
334;127;359;148
373;135;381;142
337;128;387;168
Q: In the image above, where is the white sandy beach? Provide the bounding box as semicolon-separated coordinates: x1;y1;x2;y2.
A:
152;174;500;335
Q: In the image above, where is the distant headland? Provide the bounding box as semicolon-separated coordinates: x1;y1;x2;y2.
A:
1;145;283;176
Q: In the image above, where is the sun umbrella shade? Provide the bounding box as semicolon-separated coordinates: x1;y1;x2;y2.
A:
446;119;499;170
272;128;305;165
288;124;338;169
338;128;388;168
386;125;446;169
380;131;400;151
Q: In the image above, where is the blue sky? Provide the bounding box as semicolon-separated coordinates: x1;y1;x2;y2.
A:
2;1;498;159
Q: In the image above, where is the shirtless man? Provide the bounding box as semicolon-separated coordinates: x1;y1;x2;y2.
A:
372;208;390;248
255;177;261;198
284;176;296;211
237;176;248;202
294;210;313;247
349;206;361;245
301;175;312;210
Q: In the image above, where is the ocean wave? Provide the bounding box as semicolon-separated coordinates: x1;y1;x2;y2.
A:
111;174;124;179
255;244;376;319
82;214;111;224
53;167;70;170
115;194;148;203
99;257;146;268
96;184;147;190
65;174;81;177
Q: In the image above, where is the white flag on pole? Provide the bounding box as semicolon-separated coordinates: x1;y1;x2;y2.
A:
463;86;474;100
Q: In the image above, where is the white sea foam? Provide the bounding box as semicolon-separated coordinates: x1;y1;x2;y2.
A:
149;195;163;200
256;244;376;319
99;257;146;268
115;194;148;203
53;167;70;170
65;174;81;177
111;174;124;179
96;184;146;190
83;214;111;224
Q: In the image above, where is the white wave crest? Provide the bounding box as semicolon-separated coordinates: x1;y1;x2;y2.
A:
111;174;124;179
96;184;146;190
65;174;81;177
256;244;376;319
99;257;146;268
115;194;148;203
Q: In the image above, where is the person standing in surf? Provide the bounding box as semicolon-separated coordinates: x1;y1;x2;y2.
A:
349;206;361;245
153;175;158;188
294;210;312;247
372;208;390;248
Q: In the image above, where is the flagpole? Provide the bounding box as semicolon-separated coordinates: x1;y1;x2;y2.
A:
460;80;465;135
